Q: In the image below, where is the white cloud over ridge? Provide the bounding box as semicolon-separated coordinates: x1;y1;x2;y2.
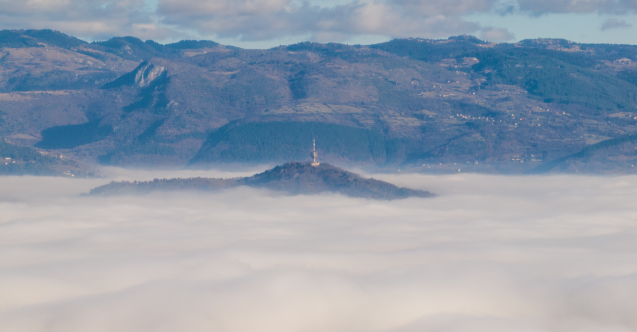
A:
0;0;176;41
480;26;515;40
157;0;483;41
0;1;593;44
1;0;636;44
1;170;636;332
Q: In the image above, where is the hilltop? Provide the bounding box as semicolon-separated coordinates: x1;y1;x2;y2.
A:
3;30;637;173
89;162;434;199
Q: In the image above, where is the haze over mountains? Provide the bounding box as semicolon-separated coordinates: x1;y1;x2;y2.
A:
3;27;637;332
3;29;637;174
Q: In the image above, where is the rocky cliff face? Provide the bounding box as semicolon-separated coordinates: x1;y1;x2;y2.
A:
134;63;166;88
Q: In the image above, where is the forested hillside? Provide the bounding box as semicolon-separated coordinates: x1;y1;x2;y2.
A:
0;139;89;175
89;162;434;199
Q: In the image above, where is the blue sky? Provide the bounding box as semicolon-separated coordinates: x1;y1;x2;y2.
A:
0;0;636;48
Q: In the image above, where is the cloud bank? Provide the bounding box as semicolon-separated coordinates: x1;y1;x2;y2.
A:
1;170;636;332
601;18;633;30
517;0;637;15
3;0;635;44
156;0;486;42
0;0;176;41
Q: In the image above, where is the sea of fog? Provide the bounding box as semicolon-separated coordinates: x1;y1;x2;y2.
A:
1;167;636;332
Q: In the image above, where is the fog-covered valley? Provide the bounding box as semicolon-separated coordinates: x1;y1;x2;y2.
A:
1;170;636;332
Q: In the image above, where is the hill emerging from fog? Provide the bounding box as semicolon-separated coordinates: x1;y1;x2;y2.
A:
88;162;434;199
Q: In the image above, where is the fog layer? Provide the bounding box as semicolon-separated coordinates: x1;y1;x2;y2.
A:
1;170;636;332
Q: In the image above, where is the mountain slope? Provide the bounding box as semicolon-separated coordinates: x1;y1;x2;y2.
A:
3;30;637;173
240;162;433;199
0;139;90;176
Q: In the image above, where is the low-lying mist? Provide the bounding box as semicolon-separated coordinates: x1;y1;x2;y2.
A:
1;168;636;332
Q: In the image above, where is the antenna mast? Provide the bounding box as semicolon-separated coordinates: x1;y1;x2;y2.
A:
311;138;320;166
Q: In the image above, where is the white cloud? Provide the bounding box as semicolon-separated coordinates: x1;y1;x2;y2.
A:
517;0;637;15
480;26;515;40
390;0;499;16
0;0;175;41
0;170;636;331
159;0;292;16
0;0;637;45
153;0;637;42
156;0;482;41
601;17;633;30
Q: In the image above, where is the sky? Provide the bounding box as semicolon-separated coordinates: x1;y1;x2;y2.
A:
1;0;637;48
1;170;637;331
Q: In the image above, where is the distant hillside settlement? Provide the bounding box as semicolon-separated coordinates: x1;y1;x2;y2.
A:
2;30;637;174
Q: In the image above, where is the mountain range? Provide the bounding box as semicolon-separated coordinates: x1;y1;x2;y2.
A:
3;29;637;175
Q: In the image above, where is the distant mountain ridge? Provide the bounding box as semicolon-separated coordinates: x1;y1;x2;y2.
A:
0;29;86;49
88;162;434;199
0;29;218;56
3;30;637;174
